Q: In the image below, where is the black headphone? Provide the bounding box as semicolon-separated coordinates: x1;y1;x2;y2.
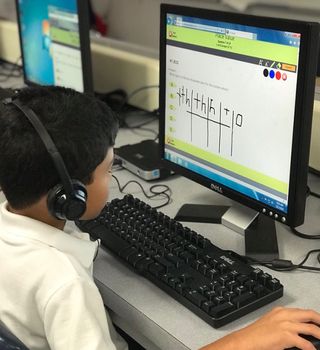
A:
2;97;87;221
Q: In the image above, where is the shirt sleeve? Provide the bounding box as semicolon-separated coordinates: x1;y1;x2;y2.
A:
43;277;128;350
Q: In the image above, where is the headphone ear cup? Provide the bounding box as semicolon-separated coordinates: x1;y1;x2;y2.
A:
47;180;87;220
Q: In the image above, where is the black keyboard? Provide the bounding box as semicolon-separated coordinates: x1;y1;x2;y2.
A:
76;194;283;328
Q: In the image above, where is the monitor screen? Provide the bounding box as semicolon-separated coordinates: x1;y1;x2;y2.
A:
159;5;319;256
16;0;93;93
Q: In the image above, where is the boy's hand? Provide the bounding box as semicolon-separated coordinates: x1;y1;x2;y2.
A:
199;307;320;350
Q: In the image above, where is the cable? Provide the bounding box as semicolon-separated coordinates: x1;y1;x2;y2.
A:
125;113;157;128
307;185;320;199
125;85;159;107
290;226;320;239
309;166;320;177
117;85;159;129
0;57;22;83
310;190;320;199
112;84;159;114
111;174;172;209
124;116;159;139
241;249;320;272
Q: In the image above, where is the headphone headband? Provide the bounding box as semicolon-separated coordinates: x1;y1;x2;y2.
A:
3;97;74;196
2;96;87;220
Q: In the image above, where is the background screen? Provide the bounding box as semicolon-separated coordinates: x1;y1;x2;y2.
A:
17;0;85;92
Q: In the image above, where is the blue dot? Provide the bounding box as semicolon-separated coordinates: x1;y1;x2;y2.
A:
269;70;275;79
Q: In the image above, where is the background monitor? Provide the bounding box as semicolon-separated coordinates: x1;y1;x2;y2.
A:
15;0;93;93
159;4;319;260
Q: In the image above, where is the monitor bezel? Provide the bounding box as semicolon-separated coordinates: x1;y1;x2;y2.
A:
15;0;93;94
159;4;319;227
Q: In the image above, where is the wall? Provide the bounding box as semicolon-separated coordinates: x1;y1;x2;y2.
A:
2;0;320;54
0;0;16;21
91;0;320;52
91;0;222;53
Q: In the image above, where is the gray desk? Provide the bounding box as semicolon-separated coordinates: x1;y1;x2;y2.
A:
1;77;319;349
92;122;320;350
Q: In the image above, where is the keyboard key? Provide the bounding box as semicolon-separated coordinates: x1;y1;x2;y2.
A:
267;278;282;291
210;302;236;318
186;290;208;307
128;252;145;266
162;273;174;283
253;284;267;297
202;300;215;313
119;246;138;260
149;263;166;277
135;257;154;272
204;290;217;301
251;268;263;280
175;282;189;294
154;255;175;273
179;273;194;288
232;292;256;308
168;277;180;288
166;253;185;268
259;272;272;286
244;279;257;292
179;251;195;264
207;268;219;280
199;263;211;276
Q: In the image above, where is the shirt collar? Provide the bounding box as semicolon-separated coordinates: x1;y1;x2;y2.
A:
0;201;99;268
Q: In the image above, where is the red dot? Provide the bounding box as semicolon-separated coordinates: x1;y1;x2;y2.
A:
282;73;287;81
276;71;281;80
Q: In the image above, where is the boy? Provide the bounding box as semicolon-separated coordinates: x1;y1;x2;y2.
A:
0;86;319;350
0;86;127;350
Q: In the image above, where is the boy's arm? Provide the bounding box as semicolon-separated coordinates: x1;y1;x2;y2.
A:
43;277;127;350
199;307;320;350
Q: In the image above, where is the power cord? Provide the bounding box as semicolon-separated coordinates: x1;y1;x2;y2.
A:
310;190;320;199
0;57;22;83
123;85;159;110
111;174;172;209
124;113;159;139
237;249;320;272
309;166;320;177
97;85;159;132
117;85;159;130
290;226;320;239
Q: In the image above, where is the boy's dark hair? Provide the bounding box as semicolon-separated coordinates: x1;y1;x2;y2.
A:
0;86;118;209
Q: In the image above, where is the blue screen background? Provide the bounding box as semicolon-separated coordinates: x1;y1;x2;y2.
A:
18;0;78;85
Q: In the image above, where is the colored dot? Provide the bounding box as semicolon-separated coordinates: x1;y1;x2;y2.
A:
276;71;281;80
282;73;287;81
269;70;275;79
263;68;269;77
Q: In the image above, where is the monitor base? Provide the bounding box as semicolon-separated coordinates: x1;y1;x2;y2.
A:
174;204;279;261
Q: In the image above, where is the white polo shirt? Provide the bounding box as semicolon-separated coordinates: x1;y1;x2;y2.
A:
0;201;128;350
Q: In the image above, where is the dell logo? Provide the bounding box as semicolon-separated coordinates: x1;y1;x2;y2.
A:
220;255;234;265
210;183;223;194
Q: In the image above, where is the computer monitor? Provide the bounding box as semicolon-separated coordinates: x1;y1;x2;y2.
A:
15;0;93;93
159;4;319;260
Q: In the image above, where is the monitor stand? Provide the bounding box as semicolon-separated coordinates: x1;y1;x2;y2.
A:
174;203;279;261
